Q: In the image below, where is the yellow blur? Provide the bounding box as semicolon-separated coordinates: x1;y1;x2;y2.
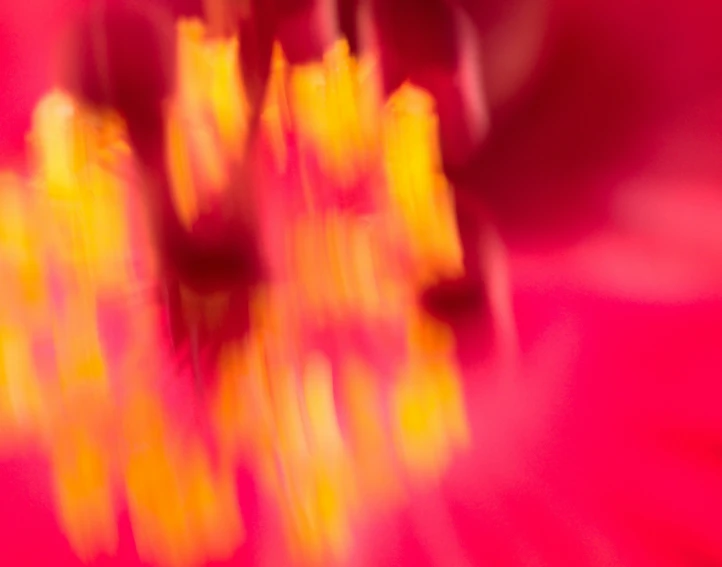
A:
0;17;470;567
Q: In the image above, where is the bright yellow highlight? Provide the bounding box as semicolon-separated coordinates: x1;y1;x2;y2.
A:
392;311;470;481
290;39;380;185
0;177;46;324
176;19;247;150
31;90;131;293
168;19;249;229
383;84;464;286
31;91;84;193
391;361;470;481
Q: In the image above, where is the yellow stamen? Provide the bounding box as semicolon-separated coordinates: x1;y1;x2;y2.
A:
52;427;117;561
289;39;377;185
383;84;464;286
0;326;44;437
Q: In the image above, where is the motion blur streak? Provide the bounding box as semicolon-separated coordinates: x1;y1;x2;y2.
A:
0;18;477;567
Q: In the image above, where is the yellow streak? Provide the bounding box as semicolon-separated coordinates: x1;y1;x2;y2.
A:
0;326;44;436
262;44;292;170
0;176;47;322
51;426;117;561
289;39;379;185
169;19;249;228
392;311;470;481
166;104;199;229
383;84;464;286
54;316;109;397
124;396;244;567
0;26;477;567
31;91;132;293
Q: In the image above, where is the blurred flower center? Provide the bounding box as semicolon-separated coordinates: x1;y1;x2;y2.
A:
0;18;475;567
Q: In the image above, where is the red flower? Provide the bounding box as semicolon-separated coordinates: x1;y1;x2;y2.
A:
1;0;722;566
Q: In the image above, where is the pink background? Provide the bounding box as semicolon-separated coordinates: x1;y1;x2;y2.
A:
2;0;722;565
